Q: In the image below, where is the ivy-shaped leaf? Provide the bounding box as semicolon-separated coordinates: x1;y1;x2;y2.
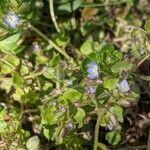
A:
0;32;21;54
111;61;133;73
63;88;82;102
111;105;123;123
103;79;118;90
80;40;93;55
74;108;85;127
58;0;83;13
26;136;40;150
106;131;121;145
41;106;57;125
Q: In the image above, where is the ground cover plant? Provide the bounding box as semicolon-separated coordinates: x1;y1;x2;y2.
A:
0;0;150;149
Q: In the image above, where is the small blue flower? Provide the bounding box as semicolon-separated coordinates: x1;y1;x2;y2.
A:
86;86;96;95
3;12;19;29
87;62;99;79
66;80;73;86
66;122;74;130
50;101;57;106
59;106;66;113
140;48;145;55
32;43;41;51
116;79;130;93
106;123;114;131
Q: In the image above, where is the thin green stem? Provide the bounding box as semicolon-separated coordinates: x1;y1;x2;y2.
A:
49;0;60;33
0;58;15;70
93;115;101;150
135;54;150;70
24;69;45;79
56;66;60;89
29;24;70;60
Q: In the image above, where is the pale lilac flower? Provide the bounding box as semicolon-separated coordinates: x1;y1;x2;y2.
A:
32;43;41;51
140;48;145;55
3;12;19;29
66;122;74;130
59;106;66;113
116;79;130;93
66;80;73;86
106;123;114;131
87;62;99;79
50;101;57;106
86;86;96;95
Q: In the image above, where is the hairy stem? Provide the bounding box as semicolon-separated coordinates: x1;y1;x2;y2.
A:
135;54;150;69
29;24;70;60
93;115;101;150
49;0;60;33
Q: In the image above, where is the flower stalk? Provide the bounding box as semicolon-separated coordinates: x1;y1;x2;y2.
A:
29;24;70;60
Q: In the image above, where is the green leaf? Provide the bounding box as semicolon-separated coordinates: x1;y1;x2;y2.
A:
36;55;48;64
43;126;55;140
63;88;81;102
58;0;83;12
131;44;141;58
13;88;24;101
6;55;20;67
20;65;29;76
42;83;53;91
98;143;107;150
0;0;7;13
97;44;123;75
0;55;19;73
140;75;150;81
111;105;123;123
44;68;55;79
0;78;12;93
1;64;13;74
9;0;18;8
42;106;57;125
105;131;121;145
0;33;21;54
74;108;85;127
144;19;150;33
49;54;60;67
13;72;23;88
55;32;70;47
111;61;133;73
103;79;118;90
26;136;40;150
101;44;115;52
0;120;7;133
22;90;38;104
18;1;32;15
100;113;109;127
80;40;93;55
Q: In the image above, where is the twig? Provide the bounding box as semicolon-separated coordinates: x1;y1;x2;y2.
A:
29;24;70;60
49;0;60;33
